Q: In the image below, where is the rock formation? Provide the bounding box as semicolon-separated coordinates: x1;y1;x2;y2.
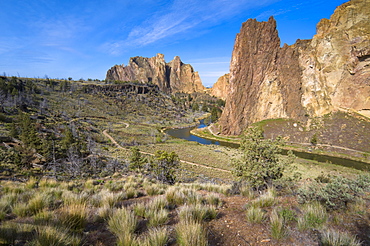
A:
210;73;230;100
219;0;370;135
106;54;205;94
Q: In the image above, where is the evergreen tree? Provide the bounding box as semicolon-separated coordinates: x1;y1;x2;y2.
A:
232;127;294;190
129;147;144;170
151;150;179;184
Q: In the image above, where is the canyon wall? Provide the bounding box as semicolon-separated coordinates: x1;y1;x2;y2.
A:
219;0;370;135
210;73;230;100
106;54;205;94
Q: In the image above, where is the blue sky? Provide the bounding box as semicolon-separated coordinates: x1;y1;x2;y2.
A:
1;0;346;87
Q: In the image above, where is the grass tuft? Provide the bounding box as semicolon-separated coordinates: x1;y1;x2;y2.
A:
176;221;207;246
298;202;327;230
320;229;362;246
108;207;138;242
245;206;265;223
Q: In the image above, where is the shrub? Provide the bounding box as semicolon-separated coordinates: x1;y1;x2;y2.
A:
298;175;368;210
320;229;362;246
232;127;294;190
176;221;207;246
150;150;180;184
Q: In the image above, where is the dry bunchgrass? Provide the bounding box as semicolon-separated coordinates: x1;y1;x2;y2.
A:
245;206;265;223
320;229;362;246
146;208;169;227
95;204;112;222
147;196;168;211
132;202;146;217
39;178;59;188
165;186;186;206
240;185;256;199
0;221;18;245
140;227;168;246
57;204;88;232
34;210;54;225
176;221;208;246
270;208;287;240
298;202;328;230
178;204;218;223
204;193;223;207
108;207;138;242
249;187;276;208
32;225;81;246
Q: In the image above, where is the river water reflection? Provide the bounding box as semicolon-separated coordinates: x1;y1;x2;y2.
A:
165;121;370;171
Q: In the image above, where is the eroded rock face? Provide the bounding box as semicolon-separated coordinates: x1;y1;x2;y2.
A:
106;54;205;94
220;0;370;135
210;74;230;100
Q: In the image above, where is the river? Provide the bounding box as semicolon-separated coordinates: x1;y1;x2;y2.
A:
165;121;370;171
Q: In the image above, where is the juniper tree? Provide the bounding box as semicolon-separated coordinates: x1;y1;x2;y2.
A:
232;127;294;190
151;150;180;184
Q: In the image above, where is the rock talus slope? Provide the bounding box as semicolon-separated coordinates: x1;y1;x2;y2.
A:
106;54;205;94
219;0;370;135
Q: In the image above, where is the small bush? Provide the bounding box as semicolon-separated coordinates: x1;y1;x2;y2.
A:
298;175;369;210
320;229;362;246
176;221;207;246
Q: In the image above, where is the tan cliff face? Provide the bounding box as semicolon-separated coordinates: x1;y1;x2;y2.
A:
219;0;370;135
210;73;230;100
106;54;205;94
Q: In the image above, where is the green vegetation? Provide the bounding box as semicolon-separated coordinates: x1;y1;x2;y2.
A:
0;76;369;245
232;127;295;190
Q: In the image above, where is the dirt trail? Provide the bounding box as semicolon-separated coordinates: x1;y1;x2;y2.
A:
102;128;231;173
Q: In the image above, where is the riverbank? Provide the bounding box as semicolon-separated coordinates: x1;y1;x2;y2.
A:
190;124;370;171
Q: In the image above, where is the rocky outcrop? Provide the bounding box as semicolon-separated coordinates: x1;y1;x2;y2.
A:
219;0;370;135
210;74;230;100
106;54;205;94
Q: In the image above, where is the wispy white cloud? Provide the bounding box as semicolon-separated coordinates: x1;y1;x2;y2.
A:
104;0;280;55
